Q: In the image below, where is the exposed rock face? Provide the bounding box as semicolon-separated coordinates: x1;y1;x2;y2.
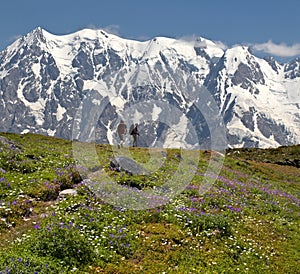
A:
0;28;299;148
110;156;150;175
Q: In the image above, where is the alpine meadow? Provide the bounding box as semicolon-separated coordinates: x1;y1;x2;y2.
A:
0;133;299;273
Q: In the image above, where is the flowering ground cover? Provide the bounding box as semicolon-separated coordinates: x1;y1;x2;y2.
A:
0;133;299;273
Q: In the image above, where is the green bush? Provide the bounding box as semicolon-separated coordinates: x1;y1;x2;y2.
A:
28;181;60;201
0;253;65;274
55;165;83;191
29;222;96;267
0;152;38;174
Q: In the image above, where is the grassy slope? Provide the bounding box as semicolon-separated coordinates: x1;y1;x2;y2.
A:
0;133;299;273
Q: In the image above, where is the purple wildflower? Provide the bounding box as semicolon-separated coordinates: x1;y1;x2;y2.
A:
227;205;242;212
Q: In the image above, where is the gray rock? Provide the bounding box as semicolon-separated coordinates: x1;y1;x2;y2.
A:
59;189;77;198
110;156;150;175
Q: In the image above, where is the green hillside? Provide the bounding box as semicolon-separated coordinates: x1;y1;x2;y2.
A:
0;133;299;273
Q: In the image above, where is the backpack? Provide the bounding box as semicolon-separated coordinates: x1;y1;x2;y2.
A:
129;124;134;135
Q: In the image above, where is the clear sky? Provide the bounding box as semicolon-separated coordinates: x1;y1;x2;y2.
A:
1;0;300;59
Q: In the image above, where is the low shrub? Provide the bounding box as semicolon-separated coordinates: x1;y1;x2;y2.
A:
29;222;96;268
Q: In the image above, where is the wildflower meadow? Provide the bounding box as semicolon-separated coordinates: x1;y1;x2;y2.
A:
0;133;299;273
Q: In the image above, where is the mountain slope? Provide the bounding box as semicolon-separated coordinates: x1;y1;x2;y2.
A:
0;132;299;273
0;27;299;148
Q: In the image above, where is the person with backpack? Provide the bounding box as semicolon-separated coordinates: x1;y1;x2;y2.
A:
130;123;139;147
117;120;127;148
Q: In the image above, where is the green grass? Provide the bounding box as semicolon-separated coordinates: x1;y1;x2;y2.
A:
0;132;299;273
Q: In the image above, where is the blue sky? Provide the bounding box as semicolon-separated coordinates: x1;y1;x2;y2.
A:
1;0;300;59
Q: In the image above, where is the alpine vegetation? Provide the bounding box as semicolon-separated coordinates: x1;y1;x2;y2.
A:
0;133;299;273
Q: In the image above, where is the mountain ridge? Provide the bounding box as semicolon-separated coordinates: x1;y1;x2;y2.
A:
0;27;299;148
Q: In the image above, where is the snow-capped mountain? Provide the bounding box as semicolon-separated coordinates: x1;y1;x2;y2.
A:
0;27;299;148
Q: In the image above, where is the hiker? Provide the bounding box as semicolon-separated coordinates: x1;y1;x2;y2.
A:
130;123;139;147
117;120;127;148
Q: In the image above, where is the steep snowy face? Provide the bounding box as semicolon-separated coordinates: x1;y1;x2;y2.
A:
284;58;300;79
0;28;85;138
204;46;300;147
0;27;299;148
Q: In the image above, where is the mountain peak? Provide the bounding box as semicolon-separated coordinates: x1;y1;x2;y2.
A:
0;28;299;148
26;26;47;44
